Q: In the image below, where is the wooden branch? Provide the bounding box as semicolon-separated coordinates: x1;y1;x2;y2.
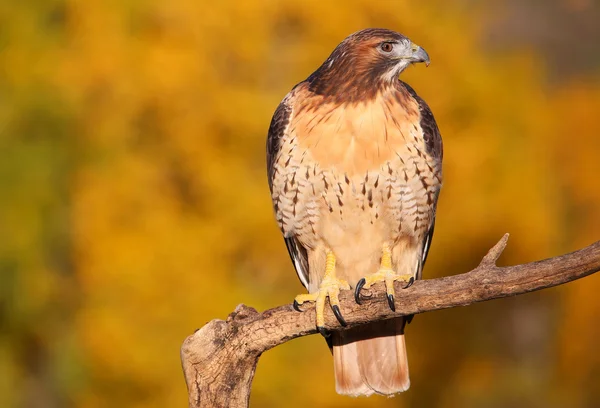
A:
180;235;600;408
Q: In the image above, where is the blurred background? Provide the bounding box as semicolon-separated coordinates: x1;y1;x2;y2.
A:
1;0;599;407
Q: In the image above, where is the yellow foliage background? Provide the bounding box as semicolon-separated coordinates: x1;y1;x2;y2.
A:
1;1;599;407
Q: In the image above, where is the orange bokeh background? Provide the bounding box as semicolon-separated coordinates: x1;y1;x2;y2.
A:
1;1;599;407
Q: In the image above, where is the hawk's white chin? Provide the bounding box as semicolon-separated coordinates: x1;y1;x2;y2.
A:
383;61;411;83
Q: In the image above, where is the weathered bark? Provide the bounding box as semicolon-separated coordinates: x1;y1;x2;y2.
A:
181;235;600;407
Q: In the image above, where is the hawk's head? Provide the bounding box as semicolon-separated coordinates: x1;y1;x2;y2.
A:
307;28;430;102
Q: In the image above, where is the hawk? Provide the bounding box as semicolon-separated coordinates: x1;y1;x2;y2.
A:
267;28;442;396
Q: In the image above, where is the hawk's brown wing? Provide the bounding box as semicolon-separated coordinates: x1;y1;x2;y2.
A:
266;95;310;289
402;82;442;326
403;81;443;277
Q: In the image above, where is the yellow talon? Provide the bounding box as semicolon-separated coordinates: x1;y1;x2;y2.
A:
294;249;350;329
355;243;414;311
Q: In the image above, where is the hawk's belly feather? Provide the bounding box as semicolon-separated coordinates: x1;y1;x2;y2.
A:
270;92;441;284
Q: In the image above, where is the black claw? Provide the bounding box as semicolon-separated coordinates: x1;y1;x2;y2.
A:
354;278;366;304
293;300;301;312
317;326;331;338
387;294;396;311
332;305;347;327
402;277;415;289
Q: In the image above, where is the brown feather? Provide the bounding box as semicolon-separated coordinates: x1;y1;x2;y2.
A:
306;29;410;103
292;84;419;176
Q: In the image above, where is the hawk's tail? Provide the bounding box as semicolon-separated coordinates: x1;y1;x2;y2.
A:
332;318;409;396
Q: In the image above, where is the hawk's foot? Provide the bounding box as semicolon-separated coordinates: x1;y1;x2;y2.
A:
354;243;414;311
293;250;350;332
354;269;414;311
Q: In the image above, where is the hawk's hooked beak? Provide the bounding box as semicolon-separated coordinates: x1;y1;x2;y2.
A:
409;44;430;67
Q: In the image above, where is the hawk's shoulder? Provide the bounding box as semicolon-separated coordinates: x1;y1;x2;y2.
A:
400;81;443;160
266;93;294;192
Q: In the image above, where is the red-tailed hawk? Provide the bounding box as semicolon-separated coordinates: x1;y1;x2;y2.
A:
267;28;442;396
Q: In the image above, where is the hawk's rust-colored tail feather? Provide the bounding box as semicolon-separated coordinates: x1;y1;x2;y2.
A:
332;318;409;397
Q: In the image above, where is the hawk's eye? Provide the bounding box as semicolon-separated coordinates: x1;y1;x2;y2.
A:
380;42;394;53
